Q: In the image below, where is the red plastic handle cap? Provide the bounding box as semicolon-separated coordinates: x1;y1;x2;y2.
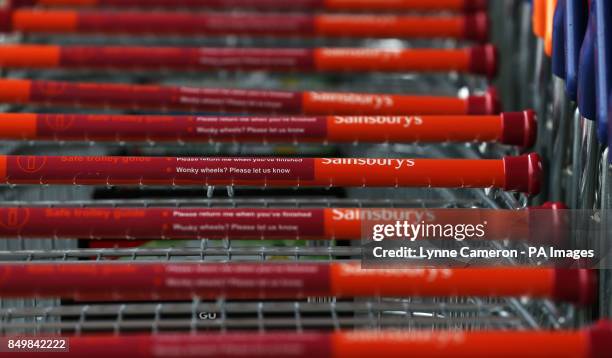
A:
588;321;612;358
464;0;488;12
527;201;570;246
464;11;489;42
500;109;537;147
468;44;498;79
553;269;597;305
502;152;542;195
467;87;500;115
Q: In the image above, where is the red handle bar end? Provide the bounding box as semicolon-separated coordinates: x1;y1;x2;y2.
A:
464;11;489;43
469;44;498;79
465;0;488;12
501;109;537;147
553;269;597;306
467;86;500;115
503;152;542;195
588;320;612;358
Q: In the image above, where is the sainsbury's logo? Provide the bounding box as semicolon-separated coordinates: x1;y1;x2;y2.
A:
309;92;393;109
320;48;401;60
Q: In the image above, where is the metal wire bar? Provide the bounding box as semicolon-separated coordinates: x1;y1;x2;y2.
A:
0;198;482;209
0;245;359;261
0;298;572;335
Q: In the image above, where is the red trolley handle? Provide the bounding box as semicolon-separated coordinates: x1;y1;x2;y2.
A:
0;79;501;115
0;111;535;147
0;263;596;304
5;322;611;358
0;204;563;240
0;154;542;195
0;44;498;78
0;8;490;42
10;0;488;13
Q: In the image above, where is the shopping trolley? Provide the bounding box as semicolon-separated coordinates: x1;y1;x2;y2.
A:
519;0;611;321
0;0;609;356
0;197;597;337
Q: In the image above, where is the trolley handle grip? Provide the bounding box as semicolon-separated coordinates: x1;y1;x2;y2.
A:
0;204;562;241
5;326;611;358
0;79;501;115
0;263;596;304
10;0;489;12
0;154;541;194
0;44;497;77
2;9;490;41
0;111;534;146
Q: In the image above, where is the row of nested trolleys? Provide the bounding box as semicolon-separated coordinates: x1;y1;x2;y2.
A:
0;1;609;357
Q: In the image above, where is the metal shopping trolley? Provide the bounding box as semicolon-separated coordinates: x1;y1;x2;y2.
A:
0;0;609;356
515;0;612;321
